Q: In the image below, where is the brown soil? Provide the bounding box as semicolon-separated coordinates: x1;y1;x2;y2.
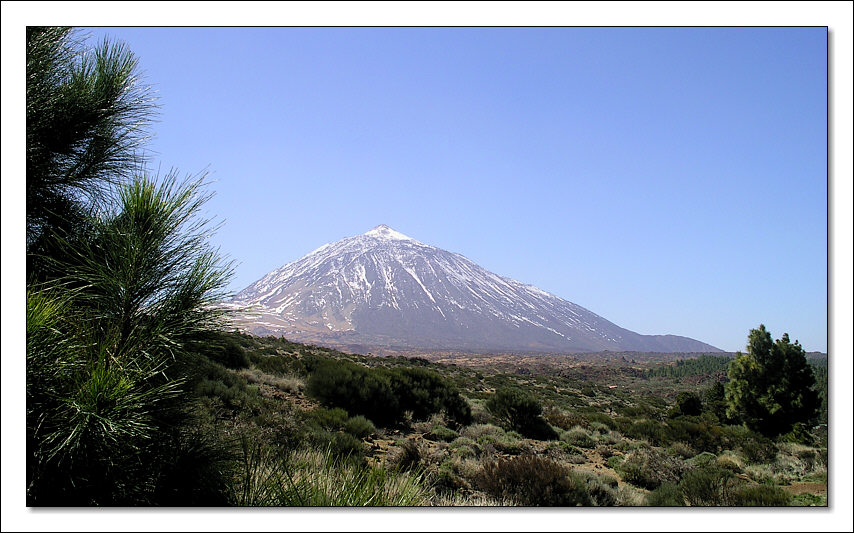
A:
781;482;827;496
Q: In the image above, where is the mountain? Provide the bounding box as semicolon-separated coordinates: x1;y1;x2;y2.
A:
225;225;722;354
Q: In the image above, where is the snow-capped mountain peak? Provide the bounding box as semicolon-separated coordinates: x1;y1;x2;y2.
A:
227;226;721;354
364;224;413;241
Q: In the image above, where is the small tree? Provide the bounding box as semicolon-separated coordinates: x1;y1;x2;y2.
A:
725;325;819;437
486;387;557;439
675;391;703;417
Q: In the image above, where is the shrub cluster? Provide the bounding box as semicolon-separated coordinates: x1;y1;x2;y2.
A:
475;455;594;506
543;408;589;431
678;466;737;505
306;360;471;427
302;407;377;457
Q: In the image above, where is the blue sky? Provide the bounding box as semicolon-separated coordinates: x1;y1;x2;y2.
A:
78;26;828;352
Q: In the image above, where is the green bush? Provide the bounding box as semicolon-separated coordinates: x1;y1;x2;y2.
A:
667;441;697;459
679;466;742;506
645;482;685;506
557;441;583;456
191;333;250;369
625;419;666;445
731;484;791;506
195;375;258;409
476;455;593;506
307;407;349;430
739;434;778;464
561;427;595;448
449;436;482;457
791;492;826;506
308;430;365;460
427;425;459;442
606;455;624;470
305;360;470;427
486;387;558;440
343;415;376;439
442;390;474;426
434;459;469;494
617;448;688;490
306;408;375;440
544;408;589;430
306;360;400;426
253;353;303;377
675;391;703;417
578;472;618;506
687;451;717;468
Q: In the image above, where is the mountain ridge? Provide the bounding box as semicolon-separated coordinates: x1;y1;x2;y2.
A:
225;225;722;354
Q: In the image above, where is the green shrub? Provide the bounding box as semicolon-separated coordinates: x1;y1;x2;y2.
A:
687;451;717;468
306;360;400;426
606;455;624;470
307;407;350;430
558;441;583;456
791;492;826;506
578;472;618;506
486;387;557;440
305;408;375;440
476;455;593;506
253;354;302;377
450;436;482;457
197;334;250;369
715;454;743;474
625;419;666;445
585;412;618;430
309;430;365;460
645;482;685;506
675;391;703;417
195;376;258;409
441;388;473;426
679;466;742;506
342;415;375;439
561;426;595;448
667;441;696;459
427;425;459;442
731;484;791;506
306;360;470;427
387;367;453;420
487;387;541;426
739;434;778;464
434;459;469;494
450;444;477;459
780;422;815;445
544;408;589;430
617;448;688;490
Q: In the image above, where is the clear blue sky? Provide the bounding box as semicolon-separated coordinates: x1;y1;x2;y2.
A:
81;27;828;352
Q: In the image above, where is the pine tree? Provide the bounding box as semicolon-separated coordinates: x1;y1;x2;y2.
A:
26;27;233;505
27;27;155;269
725;325;819;437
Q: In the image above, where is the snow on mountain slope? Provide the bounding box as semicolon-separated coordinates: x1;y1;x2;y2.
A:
226;225;721;353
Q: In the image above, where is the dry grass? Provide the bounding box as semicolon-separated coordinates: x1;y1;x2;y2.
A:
238;368;304;393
